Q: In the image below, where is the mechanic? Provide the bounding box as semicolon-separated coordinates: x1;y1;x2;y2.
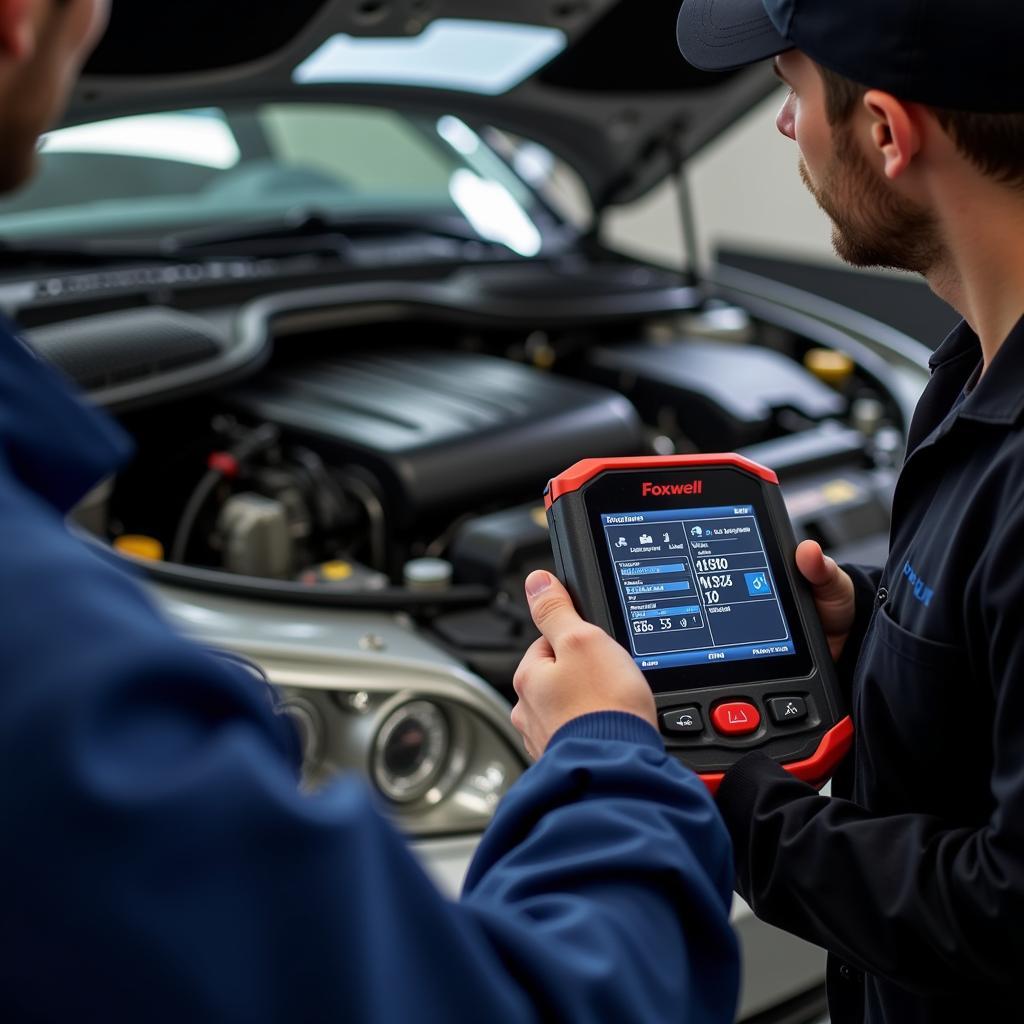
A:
655;1;1017;1021
521;0;1024;1021
0;2;745;1021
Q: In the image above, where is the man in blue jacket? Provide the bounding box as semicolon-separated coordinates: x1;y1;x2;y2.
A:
0;2;739;1020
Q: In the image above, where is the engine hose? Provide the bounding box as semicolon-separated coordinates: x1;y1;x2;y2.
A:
87;534;496;611
335;470;389;573
170;423;280;564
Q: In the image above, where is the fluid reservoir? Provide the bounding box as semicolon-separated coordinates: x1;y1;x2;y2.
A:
403;558;454;591
217;492;293;579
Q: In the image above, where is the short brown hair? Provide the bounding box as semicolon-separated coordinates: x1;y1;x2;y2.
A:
818;64;1024;188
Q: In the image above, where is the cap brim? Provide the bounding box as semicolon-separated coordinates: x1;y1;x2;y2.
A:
677;0;791;72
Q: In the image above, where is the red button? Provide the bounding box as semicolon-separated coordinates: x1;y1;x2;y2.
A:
711;701;761;736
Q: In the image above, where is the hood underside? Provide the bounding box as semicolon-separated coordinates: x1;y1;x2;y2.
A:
75;0;777;210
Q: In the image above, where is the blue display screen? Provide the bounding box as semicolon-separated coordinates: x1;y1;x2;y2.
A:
601;505;795;671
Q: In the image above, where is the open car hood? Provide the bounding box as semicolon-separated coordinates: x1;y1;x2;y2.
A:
74;0;777;211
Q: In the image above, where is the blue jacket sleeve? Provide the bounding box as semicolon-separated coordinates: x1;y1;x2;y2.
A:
463;713;740;1024
0;471;739;1024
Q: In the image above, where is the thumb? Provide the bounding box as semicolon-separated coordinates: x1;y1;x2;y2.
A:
525;571;585;649
795;540;844;596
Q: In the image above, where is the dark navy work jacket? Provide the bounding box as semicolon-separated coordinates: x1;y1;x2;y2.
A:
718;318;1024;1024
0;322;739;1022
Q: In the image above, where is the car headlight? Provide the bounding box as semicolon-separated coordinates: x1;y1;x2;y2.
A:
235;648;525;839
373;700;451;803
168;599;527;840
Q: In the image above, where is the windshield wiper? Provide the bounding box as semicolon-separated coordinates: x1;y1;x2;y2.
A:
0;239;183;268
0;210;524;271
162;210;514;256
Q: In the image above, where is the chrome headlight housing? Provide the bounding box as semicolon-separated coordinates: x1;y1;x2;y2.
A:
272;678;522;836
372;699;451;804
164;595;527;839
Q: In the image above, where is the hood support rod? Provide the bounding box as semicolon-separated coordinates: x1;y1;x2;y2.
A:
667;127;703;294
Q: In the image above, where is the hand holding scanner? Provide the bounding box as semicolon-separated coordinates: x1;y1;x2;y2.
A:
545;455;852;791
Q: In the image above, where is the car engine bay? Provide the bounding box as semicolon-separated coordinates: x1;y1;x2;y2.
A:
16;253;917;1014
29;261;906;702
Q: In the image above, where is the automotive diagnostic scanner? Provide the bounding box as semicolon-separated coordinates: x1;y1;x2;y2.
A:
545;455;852;791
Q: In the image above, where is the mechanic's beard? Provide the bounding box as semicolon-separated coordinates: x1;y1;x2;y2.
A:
799;125;944;275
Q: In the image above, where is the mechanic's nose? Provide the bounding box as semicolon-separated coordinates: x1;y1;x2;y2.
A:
776;93;796;140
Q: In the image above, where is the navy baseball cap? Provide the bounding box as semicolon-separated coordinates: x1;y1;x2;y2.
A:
677;0;1024;113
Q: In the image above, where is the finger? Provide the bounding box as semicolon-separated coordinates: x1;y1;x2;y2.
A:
510;702;538;760
795;540;838;589
519;635;555;673
524;571;586;652
510;700;526;736
796;541;853;616
513;637;555;698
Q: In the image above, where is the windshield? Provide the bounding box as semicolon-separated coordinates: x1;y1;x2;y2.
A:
0;103;551;257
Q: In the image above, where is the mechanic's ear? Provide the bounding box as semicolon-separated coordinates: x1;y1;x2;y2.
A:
0;0;36;62
862;90;922;181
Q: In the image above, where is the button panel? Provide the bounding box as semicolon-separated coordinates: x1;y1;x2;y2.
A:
711;701;761;736
661;706;704;735
657;691;818;753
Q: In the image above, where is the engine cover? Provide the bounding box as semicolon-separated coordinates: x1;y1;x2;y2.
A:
585;339;847;450
225;351;645;526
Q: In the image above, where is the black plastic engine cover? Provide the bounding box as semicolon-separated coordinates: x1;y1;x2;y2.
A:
225;351;646;526
586;339;847;450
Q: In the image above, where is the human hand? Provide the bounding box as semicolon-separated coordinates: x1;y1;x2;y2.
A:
510;570;657;759
795;540;856;661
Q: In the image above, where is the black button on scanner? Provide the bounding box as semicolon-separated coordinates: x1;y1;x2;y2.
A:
767;696;808;725
661;707;704;735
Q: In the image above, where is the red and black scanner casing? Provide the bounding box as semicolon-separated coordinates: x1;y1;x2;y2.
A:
545;455;852;792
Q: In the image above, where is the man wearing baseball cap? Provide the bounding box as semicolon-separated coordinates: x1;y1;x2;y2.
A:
671;1;1024;1022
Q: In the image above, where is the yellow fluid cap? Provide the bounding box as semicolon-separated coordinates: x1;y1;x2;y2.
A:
321;560;354;581
532;347;556;370
114;535;165;562
822;479;861;505
804;348;855;386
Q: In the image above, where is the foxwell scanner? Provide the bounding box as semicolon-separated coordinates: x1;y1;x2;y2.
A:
545;455;852;791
